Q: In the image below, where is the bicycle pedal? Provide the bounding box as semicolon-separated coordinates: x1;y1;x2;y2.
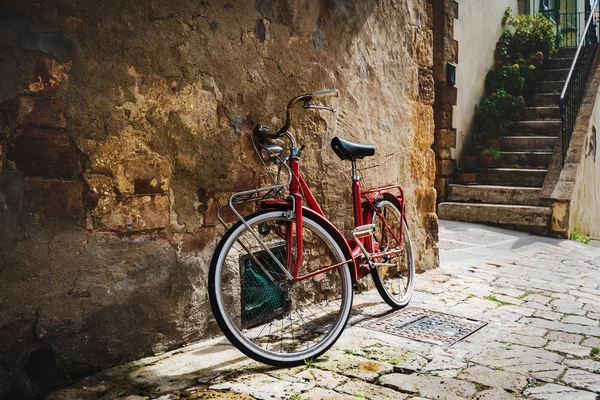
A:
352;224;376;239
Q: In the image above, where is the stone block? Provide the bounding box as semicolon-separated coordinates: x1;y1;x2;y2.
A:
434;109;453;129
418;68;435;105
7;128;81;179
443;37;458;63
435;159;454;177
435;82;457;106
409;26;433;68
23;178;84;225
434;128;456;148
416;187;437;213
94;195;169;232
433;12;454;39
434;176;447;199
17;96;67;128
436;148;453;160
422;212;439;246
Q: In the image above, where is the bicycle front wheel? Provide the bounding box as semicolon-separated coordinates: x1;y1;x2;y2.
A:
370;199;415;309
208;209;353;367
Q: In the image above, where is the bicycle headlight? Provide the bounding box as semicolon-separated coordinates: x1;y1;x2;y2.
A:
260;145;284;162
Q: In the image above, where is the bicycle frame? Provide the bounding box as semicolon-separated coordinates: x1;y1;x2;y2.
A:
261;156;406;283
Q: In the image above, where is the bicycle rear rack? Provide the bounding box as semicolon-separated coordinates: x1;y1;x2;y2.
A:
217;157;294;281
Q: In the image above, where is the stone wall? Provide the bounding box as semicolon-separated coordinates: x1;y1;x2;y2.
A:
544;51;600;238
0;0;438;396
432;0;458;200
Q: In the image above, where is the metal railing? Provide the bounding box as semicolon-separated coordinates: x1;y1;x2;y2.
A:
541;9;600;48
559;1;600;165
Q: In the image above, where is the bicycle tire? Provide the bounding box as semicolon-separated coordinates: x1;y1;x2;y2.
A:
370;199;415;309
208;209;353;367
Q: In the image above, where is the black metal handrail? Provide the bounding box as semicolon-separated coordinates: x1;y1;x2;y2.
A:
559;1;600;165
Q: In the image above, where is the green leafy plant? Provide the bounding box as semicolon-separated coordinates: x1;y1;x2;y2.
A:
484;294;514;306
517;290;535;299
344;349;359;356
569;227;590;244
475;92;515;139
480;146;503;161
503;11;558;60
304;358;315;367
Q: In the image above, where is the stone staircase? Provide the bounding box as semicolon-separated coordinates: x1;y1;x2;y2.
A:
438;48;576;232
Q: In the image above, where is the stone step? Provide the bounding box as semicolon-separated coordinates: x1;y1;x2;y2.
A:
478;168;547;187
512;120;561;135
531;93;560;107
557;47;577;58
522;106;560;120
545;58;573;69
438;202;552;227
500;151;553;169
541;68;569;81
501;136;557;152
447;184;543;206
537;80;565;93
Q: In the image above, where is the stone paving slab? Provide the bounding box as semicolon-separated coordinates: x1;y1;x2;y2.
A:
379;373;478;400
45;222;600;400
458;365;528;392
524;383;597;399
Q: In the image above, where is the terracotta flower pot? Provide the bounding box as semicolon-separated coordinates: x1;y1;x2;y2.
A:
478;155;496;168
461;173;478;185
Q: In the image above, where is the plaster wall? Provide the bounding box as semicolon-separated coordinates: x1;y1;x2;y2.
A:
453;0;518;159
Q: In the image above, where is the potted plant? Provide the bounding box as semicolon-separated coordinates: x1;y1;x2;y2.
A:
508;95;525;121
478;146;503;167
458;157;478;185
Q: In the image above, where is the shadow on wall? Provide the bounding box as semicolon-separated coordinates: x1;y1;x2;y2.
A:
0;0;425;397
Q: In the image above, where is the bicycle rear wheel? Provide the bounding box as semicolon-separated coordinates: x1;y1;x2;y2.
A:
208;209;353;366
370;199;415;309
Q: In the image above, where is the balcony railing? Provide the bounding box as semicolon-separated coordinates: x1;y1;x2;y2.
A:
559;1;600;165
541;9;600;48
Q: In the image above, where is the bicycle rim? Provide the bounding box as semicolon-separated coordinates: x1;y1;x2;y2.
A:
370;200;415;308
209;210;353;366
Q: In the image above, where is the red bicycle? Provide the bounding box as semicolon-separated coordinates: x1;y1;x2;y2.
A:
208;90;414;366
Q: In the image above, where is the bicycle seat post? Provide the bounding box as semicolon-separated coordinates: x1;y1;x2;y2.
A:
351;160;360;181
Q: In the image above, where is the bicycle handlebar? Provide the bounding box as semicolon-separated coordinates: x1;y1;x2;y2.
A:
275;89;339;135
253;90;338;141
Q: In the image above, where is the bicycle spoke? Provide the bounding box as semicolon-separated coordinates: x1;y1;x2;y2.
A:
211;211;352;364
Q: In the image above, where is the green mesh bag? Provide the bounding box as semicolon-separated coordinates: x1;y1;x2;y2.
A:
240;245;288;329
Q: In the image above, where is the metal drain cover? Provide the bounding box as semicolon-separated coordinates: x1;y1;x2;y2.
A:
437;227;515;251
359;307;487;346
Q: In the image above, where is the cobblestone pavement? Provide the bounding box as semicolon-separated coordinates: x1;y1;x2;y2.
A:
49;221;600;400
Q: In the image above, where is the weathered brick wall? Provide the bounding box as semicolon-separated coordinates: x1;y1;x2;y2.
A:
0;0;438;396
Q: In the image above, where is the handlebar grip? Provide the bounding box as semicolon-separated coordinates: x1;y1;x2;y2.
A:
309;89;339;99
